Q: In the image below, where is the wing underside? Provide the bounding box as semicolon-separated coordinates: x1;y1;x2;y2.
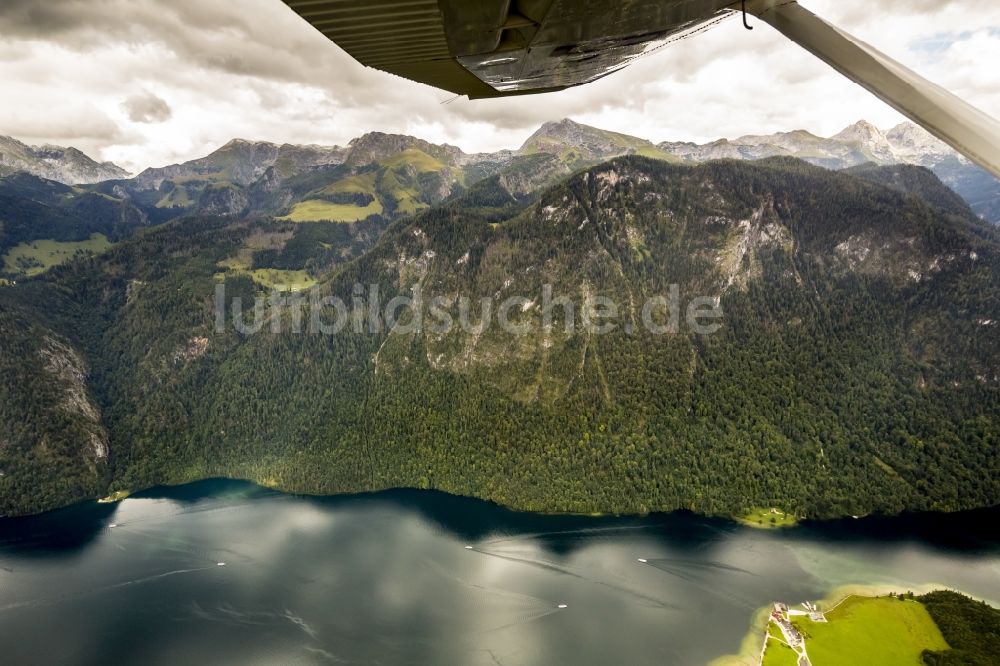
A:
281;0;734;98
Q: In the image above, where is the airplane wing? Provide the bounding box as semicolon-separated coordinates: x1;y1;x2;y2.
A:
279;0;735;98
748;1;1000;181
281;0;1000;179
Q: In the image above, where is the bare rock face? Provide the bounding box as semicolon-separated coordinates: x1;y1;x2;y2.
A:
885;122;952;160
39;336;108;460
172;336;210;365
0;305;112;515
0;135;129;184
832;120;897;163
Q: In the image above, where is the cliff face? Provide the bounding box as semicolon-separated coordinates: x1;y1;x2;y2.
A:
0;299;109;516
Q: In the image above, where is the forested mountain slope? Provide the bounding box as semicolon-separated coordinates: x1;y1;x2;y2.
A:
1;157;996;518
0;173;148;254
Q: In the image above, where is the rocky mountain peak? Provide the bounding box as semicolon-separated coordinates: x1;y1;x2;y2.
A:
832;120;896;161
519;117;655;160
216;138;276;151
528;118;587;139
0;135;129;184
521;118;608;147
834;119;882;139
345;132;463;166
886;122;952;158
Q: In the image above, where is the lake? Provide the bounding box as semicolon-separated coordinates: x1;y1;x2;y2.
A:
1;480;998;665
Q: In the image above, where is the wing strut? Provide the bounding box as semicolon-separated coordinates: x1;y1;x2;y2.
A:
746;0;1000;179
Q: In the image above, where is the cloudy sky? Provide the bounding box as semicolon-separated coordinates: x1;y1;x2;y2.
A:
1;0;999;173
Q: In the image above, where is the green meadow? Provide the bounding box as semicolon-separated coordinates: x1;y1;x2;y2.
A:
798;596;948;665
762;596;949;666
3;233;112;276
248;268;316;292
761;623;799;666
737;507;799;529
279;198;383;222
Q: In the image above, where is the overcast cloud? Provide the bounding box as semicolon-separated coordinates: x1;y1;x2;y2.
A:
122;91;172;124
1;0;998;173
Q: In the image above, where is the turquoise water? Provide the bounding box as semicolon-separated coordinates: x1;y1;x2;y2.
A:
1;480;998;665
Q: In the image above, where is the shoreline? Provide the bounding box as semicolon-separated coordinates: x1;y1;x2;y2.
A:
5;476;1000;526
708;582;994;666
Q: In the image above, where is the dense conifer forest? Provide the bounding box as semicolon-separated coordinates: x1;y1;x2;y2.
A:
1;157;997;518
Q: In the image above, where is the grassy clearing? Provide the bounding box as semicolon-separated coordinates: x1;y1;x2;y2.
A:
217;255;251;271
248;269;316;292
635;145;682;162
98;490;131;503
381;149;447;215
318;172;378;196
737;507;799;529
387;186;427;215
155;186;194;208
154;176;219;208
214;230;311;291
295;149;447;221
795;596;948;665
380;148;446;172
279;198;382;222
761;624;799;666
715;585;949;666
217;229;294;272
215;264;316;292
3;233;112;276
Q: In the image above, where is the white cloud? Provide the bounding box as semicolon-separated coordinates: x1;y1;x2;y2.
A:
0;0;997;172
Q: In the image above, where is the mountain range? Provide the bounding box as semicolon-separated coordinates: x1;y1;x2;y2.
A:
661;120;1000;224
4;119;998;227
0;120;997;519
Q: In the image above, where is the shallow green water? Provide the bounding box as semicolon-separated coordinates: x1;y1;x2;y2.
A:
1;481;998;665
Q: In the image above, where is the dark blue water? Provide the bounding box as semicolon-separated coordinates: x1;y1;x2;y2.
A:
1;481;998;665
